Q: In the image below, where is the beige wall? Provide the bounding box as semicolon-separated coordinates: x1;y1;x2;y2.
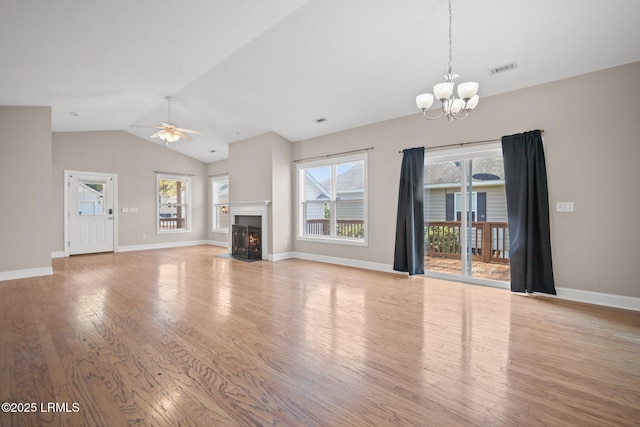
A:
270;133;293;255
0;106;52;274
292;62;640;298
4;63;638;299
228;134;273;203
228;132;293;256
52;131;208;251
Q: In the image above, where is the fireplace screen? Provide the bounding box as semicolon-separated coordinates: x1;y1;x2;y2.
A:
232;224;262;259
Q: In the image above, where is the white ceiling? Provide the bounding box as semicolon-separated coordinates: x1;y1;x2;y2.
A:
2;0;639;163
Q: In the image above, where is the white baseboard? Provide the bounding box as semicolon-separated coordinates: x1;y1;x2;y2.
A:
117;240;210;253
281;252;639;312
207;240;228;248
287;251;400;274
545;287;640;312
270;252;296;261
48;243;640;312
0;266;53;282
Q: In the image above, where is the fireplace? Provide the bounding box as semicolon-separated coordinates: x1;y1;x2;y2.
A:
228;201;270;260
232;215;262;260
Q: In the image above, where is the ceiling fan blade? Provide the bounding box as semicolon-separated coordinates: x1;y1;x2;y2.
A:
150;130;164;138
132;124;164;130
175;127;201;135
174;130;192;142
161;122;176;130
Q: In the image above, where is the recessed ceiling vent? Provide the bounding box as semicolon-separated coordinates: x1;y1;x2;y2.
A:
489;62;518;75
314;117;327;123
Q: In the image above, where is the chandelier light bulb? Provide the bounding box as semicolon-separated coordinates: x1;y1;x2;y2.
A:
416;93;434;110
457;82;479;100
433;82;454;101
466;95;479;110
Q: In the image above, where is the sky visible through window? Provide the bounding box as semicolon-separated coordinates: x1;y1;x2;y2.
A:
306;163;353;183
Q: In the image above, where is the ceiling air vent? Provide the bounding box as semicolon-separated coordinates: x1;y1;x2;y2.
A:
489;62;518;75
314;117;327;123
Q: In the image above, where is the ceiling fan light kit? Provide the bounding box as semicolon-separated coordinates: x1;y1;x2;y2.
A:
149;97;201;144
416;0;479;121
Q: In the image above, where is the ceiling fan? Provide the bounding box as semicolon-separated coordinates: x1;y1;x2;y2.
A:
145;96;201;144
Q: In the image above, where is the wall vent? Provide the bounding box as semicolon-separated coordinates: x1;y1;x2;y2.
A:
489;62;518;75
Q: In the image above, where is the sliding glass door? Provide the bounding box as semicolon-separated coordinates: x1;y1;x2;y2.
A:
424;144;510;283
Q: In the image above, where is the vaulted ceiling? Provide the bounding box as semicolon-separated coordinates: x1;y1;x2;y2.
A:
2;0;639;163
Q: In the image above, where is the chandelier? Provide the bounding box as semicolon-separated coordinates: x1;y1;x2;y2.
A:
416;0;479;121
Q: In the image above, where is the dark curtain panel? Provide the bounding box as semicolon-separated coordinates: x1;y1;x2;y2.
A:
502;130;556;294
393;147;425;275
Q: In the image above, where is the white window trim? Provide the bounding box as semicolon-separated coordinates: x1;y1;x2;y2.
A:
424;143;503;164
156;173;192;234
296;152;368;247
211;175;229;233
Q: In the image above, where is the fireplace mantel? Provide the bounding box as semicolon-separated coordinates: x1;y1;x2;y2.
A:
228;200;271;207
228;201;270;260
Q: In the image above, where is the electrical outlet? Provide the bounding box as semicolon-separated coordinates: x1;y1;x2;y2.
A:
556;202;574;212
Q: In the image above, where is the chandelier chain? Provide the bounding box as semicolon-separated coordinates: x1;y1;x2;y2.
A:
448;0;453;73
415;0;479;121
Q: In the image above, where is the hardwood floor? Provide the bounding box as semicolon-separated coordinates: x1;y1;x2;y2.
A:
1;245;639;426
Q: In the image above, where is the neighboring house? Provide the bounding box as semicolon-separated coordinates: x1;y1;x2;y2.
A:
77;182;104;216
424;157;510;260
305;162;365;221
424;157;507;223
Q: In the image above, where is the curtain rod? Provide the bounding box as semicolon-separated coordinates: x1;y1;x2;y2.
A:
154;171;196;176
294;147;374;163
208;173;228;178
398;130;545;153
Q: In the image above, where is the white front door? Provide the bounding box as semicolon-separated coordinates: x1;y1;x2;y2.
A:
67;172;116;255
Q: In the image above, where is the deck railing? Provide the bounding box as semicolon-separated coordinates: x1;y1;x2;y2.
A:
159;217;186;230
426;221;509;264
305;219;365;238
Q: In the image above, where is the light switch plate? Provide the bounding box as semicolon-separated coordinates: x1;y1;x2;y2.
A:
556;202;574;212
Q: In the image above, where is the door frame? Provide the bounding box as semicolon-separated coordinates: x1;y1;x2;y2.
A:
424;143;509;289
64;170;119;257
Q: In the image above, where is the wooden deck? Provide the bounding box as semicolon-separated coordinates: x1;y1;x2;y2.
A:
426;256;511;282
1;245;639;426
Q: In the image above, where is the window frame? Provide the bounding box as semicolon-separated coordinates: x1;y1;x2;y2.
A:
455;191;477;221
211;175;229;233
156;173;192;234
296;152;368;246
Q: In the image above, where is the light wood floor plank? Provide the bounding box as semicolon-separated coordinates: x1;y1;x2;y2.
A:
1;245;639;426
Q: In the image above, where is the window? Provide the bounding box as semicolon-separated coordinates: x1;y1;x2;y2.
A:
77;182;104;216
211;175;229;232
157;174;191;233
297;153;367;245
454;191;477;221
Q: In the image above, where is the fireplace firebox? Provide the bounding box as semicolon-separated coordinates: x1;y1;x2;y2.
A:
232;215;262;260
